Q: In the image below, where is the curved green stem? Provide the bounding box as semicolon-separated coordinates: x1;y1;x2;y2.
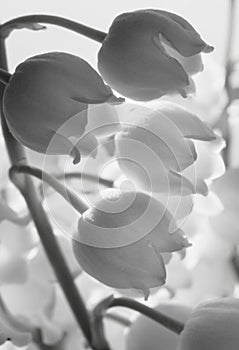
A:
10;164;89;214
92;295;183;350
0;38;93;347
109;298;184;334
0;15;107;42
58;172;114;189
105;313;132;327
41;171;114;199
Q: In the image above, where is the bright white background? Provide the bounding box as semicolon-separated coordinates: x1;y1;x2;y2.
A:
1;0;238;72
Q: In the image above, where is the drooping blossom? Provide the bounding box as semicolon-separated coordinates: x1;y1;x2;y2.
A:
73;188;189;299
115;102;217;195
98;9;213;101
3;52;123;163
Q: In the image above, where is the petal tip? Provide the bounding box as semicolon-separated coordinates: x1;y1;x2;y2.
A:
107;95;125;105
203;44;214;53
143;288;150;301
70;146;81;164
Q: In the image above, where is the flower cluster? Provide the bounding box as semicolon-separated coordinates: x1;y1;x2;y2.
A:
1;8;218;300
0;7;233;350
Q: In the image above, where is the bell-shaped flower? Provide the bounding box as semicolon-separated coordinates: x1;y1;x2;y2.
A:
98;9;213;101
3;52;123;163
115;102;216;195
126;302;191;350
73;188;190;299
177;298;239;350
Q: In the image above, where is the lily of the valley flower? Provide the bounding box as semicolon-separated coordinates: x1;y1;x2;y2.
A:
177;298;239;350
3;52;123;163
73;188;190;299
98;9;213;101
115;102;216;195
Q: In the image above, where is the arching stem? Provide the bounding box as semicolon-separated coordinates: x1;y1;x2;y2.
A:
0;15;107;42
57;172;114;189
10;164;89;214
93;296;184;336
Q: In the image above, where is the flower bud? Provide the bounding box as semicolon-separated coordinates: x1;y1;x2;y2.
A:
73;188;190;299
177;298;239;350
98;9;213;101
3;52;123;163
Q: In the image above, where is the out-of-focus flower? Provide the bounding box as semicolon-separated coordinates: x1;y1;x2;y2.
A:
177;298;239;350
126;302;191;350
174;187;236;305
0;204;38;286
115;102;216;195
98;9;213;101
209;168;239;243
165;254;191;293
0;246;28;285
73;188;189;299
176;246;236;305
182;133;225;196
159;56;226;124
3;52;123;163
0;229;83;349
0;200;29;226
228;101;239;167
1;256;54;322
0;298;32;348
